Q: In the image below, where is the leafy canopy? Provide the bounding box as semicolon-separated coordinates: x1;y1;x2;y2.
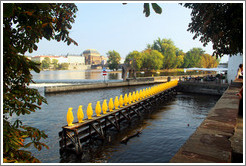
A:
107;50;121;71
142;50;164;71
125;51;143;71
3;3;78;163
150;38;178;69
183;48;205;68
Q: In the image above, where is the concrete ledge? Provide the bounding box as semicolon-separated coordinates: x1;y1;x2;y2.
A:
44;74;209;94
44;80;163;94
170;80;243;163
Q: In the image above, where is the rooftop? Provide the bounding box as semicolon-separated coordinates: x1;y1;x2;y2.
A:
83;49;100;56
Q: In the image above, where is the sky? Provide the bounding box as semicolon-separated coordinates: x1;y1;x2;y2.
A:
27;2;229;63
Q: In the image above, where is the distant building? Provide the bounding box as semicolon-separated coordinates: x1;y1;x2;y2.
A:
31;55;68;64
66;54;85;65
65;54;90;70
30;54;90;70
83;49;107;65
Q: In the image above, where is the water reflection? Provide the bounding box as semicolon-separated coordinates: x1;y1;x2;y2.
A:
31;70;213;83
108;73;121;80
31;70;121;82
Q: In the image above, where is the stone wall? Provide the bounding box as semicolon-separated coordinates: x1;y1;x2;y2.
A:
177;81;229;95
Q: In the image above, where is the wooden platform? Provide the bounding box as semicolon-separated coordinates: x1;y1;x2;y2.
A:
59;86;177;155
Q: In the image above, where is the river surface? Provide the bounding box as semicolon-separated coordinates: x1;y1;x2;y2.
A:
31;69;210;83
10;70;220;163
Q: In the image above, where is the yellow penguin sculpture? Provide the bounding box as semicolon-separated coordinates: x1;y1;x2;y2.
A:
77;105;84;123
102;99;108;114
148;87;151;96
114;96;119;110
123;93;128;106
87;103;93;119
136;90;139;101
109;98;114;112
119;95;124;107
139;90;143;100
142;89;146;99
128;92;132;104
67;107;74;126
132;91;136;102
146;88;149;97
95;101;101;117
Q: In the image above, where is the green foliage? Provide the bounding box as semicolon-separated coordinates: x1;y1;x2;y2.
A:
52;59;59;69
151;3;162;14
3;3;78;163
40;57;51;69
200;53;220;68
183;48;205;68
58;63;69;70
107;50;121;71
175;49;185;68
143;3;162;17
40;58;68;70
146;38;218;69
142;50;164;71
182;3;243;57
150;38;178;69
125;51;143;71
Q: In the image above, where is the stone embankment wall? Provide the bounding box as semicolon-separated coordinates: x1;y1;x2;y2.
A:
177;81;229;95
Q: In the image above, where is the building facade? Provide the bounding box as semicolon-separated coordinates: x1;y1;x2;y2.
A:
66;54;85;65
83;49;107;65
66;54;90;70
31;55;68;64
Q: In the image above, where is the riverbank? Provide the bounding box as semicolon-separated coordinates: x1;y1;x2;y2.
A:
170;79;243;163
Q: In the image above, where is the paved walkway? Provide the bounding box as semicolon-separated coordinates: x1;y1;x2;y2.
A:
170;79;243;163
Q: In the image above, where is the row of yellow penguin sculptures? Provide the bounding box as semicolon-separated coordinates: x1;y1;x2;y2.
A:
66;80;178;126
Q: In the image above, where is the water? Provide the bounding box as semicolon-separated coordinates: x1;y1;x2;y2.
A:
31;69;122;83
31;69;210;83
11;83;220;163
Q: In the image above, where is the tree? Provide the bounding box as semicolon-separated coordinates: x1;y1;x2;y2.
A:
41;57;51;69
3;3;78;163
175;49;185;68
58;63;69;70
52;59;59;69
125;51;143;71
142;50;164;71
150;38;177;69
107;50;121;71
200;53;220;68
183;48;205;68
182;3;243;57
